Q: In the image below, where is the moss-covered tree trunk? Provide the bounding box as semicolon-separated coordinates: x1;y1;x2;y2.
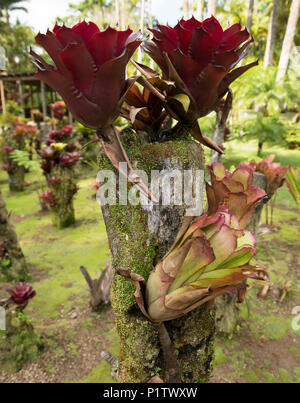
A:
0;190;28;282
8;166;25;192
215;172;268;335
99;132;215;383
49;168;76;229
0;309;44;373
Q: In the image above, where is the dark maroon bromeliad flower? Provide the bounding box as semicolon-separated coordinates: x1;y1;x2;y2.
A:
30;21;142;130
6;282;36;309
144;16;257;118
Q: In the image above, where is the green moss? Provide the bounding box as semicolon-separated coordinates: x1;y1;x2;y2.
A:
288;346;298;355
293;367;300;381
246;369;260;383
263;317;290;341
214;346;228;365
0;311;45;374
278;368;292;383
256;369;278;383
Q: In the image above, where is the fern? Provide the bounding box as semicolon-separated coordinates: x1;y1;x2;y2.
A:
9;150;41;172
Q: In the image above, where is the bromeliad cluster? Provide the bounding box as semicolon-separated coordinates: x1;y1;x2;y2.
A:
38;124;81;228
31;16;257;199
0;117;37;191
240;155;287;198
50;100;67;120
119;163;269;322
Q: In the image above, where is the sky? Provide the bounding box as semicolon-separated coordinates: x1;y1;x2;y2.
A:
12;0;184;33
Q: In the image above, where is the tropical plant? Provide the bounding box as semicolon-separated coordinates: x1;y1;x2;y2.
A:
119;204;268;322
285;165;300;211
0;0;28;23
206;162;267;227
0;115;38;191
30;14;270;383
232;114;287;156
38;124;82;228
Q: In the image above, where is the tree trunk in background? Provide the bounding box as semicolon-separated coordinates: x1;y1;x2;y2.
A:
210;112;225;164
120;0;125;30
264;0;280;68
276;0;300;81
138;0;145;62
99;131;215;383
197;0;204;20
246;0;255;31
210;91;233;164
207;0;217;16
183;0;190;19
8;166;25;192
215;172;268;335
0;189;28;282
148;0;154;68
115;0;120;26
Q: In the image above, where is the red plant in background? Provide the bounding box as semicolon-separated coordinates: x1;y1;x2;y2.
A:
62;125;73;135
31;21;142;130
3;146;14;153
6;282;36;309
49;126;73;142
59;152;82;167
206;162;267;228
144;16;256;118
50;100;67;119
38;190;57;208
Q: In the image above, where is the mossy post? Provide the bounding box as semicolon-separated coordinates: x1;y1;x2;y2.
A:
99;131;215;383
49;168;76;229
8;166;25;192
0;189;28;282
215;171;268;335
0;309;44;373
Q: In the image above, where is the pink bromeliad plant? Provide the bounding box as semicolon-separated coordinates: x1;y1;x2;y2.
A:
119;162;268;322
120;204;268;322
206;162;267;228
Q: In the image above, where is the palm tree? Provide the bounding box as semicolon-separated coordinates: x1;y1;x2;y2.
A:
183;0;189;19
246;0;254;31
0;0;28;24
197;0;204;20
276;0;300;80
207;0;217;16
264;0;280;68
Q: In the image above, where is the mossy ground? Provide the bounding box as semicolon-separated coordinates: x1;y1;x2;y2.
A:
0;140;299;383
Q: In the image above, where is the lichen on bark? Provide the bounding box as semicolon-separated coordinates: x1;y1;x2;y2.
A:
99;130;215;383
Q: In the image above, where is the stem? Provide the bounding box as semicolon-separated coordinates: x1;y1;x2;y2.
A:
154;322;181;383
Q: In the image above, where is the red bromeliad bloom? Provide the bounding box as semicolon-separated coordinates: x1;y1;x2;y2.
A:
6;282;36;309
206;162;267;228
30;21;142;130
144;16;257;117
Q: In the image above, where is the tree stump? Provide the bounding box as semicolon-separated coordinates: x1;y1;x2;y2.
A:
99;131;215;383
